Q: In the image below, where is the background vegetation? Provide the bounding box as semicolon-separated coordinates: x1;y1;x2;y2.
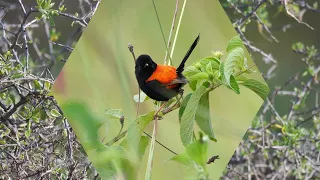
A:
220;0;320;179
0;0;100;179
53;0;268;179
1;0;319;180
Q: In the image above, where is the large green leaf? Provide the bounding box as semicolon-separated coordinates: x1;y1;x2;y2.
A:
195;92;216;142
170;152;193;167
61;102;103;145
240;79;270;100
171;134;209;168
127;111;155;151
120;136;150;160
61;102;130;179
186;136;208;167
226;35;244;53
180;85;209;146
179;93;192;123
223;47;245;86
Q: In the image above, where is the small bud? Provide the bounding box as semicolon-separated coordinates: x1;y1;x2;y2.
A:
212;51;223;59
120;115;124;126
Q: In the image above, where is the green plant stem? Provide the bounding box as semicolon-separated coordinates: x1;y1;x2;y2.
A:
106;130;127;146
164;0;179;65
145;116;157;180
169;0;187;64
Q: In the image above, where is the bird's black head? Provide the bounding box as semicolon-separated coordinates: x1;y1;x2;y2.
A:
135;54;157;85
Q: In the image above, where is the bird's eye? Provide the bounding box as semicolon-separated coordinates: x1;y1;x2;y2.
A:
144;63;149;67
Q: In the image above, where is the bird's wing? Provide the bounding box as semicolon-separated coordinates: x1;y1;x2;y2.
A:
161;77;188;86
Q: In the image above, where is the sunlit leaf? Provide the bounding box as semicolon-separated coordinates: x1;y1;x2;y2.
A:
226;35;244;53
186;135;209;166
179;93;192;123
120;136;150;160
195;92;216;142
170;152;193;167
50;109;61;117
127;111;155;151
188;72;209;82
240;79;270;100
183;66;201;77
222;47;245;86
180;85;209;146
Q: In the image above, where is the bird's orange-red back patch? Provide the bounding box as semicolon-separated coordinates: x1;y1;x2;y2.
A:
146;65;178;86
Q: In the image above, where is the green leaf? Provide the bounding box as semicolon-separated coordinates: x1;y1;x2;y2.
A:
50;109;61;117
222;47;245;86
170;152;193;167
235;74;249;82
133;91;150;103
120;136;150;160
180;85;209;146
205;62;213;75
11;73;24;79
195;92;216;142
188;72;209;82
229;75;240;94
0;139;6;144
105;109;124;120
32;108;41;123
48;15;55;26
186;136;208;166
44;81;51;90
25;120;32;139
8;91;16;104
34;80;42;90
240;79;270;100
188;80;197;91
226;35;244;53
127;111;155;151
183;66;201;77
179;93;192;123
0;124;10;138
199;57;220;69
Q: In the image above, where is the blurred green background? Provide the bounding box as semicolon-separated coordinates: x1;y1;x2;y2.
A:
54;0;265;179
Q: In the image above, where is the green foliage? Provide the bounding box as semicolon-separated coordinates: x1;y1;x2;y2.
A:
171;133;210;179
195;92;216;142
36;0;59;26
61;102;150;180
180;35;269;146
126;111;155;151
240;79;270;100
180;85;210;146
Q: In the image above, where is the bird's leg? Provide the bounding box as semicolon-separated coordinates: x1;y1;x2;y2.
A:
156;90;184;119
154;101;167;120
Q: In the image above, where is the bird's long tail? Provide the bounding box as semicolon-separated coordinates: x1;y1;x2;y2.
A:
176;34;200;74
